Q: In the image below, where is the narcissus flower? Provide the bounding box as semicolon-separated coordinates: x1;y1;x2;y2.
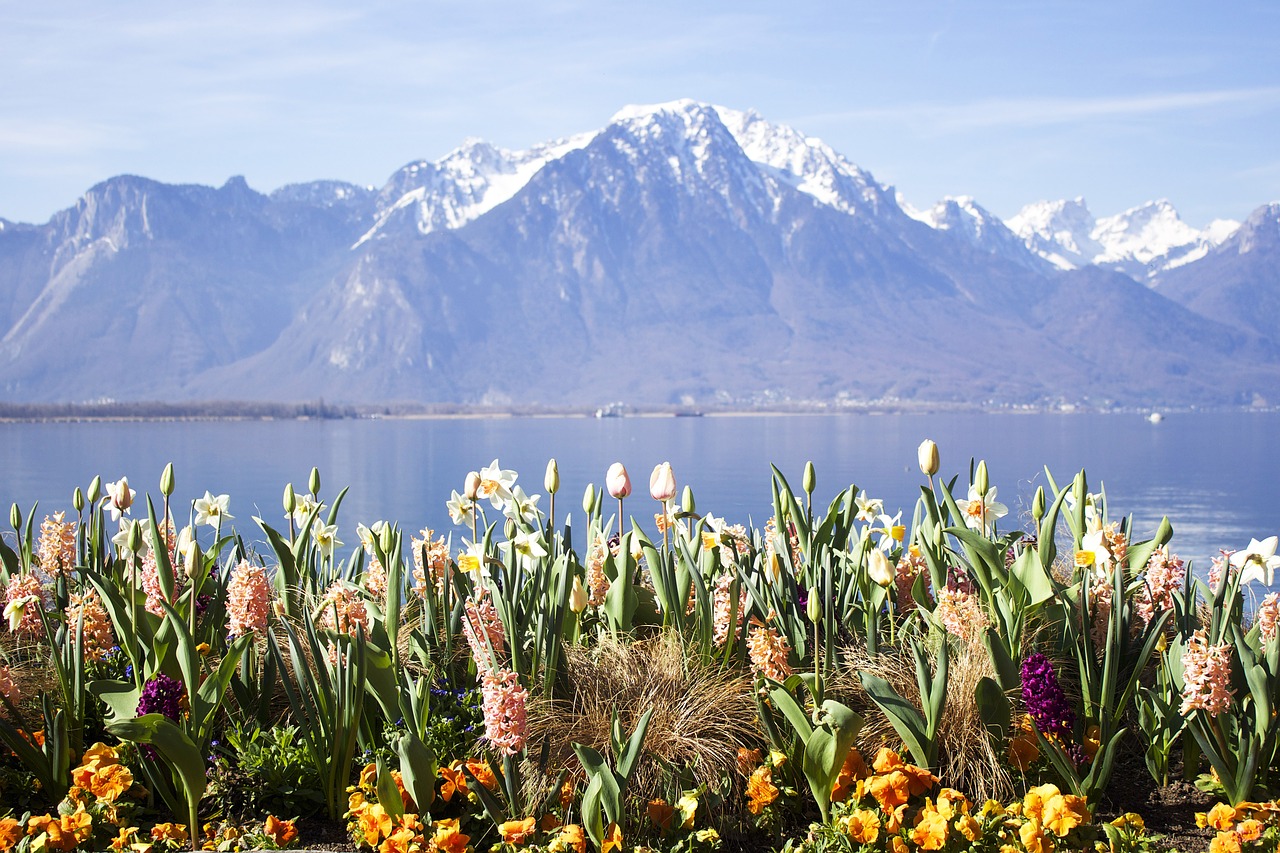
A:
1231;536;1280;586
478;459;518;510
193;491;233;528
956;484;1008;532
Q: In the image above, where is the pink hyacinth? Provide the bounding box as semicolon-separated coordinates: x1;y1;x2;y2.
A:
747;625;793;681
1180;629;1235;716
316;582;368;636
411;527;451;597
227;560;273;638
1136;546;1186;625
361;558;388;601
480;668;529;755
65;590;116;661
895;549;928;613
139;521;179;617
462;594;506;676
1257;593;1280;643
1208;550;1236;592
932;586;990;645
37;512;77;577
712;574;746;648
586;532;609;607
0;664;18;704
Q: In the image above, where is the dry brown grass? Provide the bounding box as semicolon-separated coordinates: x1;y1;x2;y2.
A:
525;633;761;808
834;637;1019;802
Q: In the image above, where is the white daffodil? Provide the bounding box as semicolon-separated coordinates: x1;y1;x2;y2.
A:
871;512;906;552
193;491;233;529
511;529;549;569
956;485;1008;532
506;487;542;525
102;477;136;522
446;490;475;526
1080;529;1113;573
1230;536;1280;586
290;493;324;526
356;521;388;555
311;520;342;560
457;539;486;577
476;458;517;511
854;491;884;523
1064;491;1102;532
4;595;36;632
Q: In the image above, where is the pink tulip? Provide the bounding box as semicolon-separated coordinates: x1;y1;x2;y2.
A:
606;462;632;499
649;462;676;502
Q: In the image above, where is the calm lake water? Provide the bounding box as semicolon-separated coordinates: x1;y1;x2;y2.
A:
1;411;1275;576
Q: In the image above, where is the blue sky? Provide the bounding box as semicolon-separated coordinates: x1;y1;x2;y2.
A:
2;0;1277;227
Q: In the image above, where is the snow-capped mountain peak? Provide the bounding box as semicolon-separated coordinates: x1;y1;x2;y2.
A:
1006;198;1101;270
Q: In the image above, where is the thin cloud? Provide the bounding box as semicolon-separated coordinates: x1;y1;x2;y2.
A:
800;87;1280;131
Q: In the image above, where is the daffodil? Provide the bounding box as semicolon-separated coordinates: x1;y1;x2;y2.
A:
4;596;35;632
871;511;906;551
956;485;1008;532
289;492;324;526
1230;536;1280;586
512;529;548;569
311;520;342;559
446;490;475;526
854;490;884;523
507;486;542;525
356;521;387;554
193;491;232;529
477;458;517;510
112;518;152;559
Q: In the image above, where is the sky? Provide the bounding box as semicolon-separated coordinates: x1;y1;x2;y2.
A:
1;0;1278;228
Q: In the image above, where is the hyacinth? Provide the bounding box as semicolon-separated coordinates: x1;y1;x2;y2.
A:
0;664;18;704
1257;593;1280;643
1085;568;1114;649
462;594;506;676
1208;550;1236;591
746;625;792;681
480;668;528;755
895;547;928;612
1180;629;1235;716
138;520;179;617
4;573;50;638
65;590;116;661
411;527;450;596
932;587;989;644
37;512;77;577
1136;546;1186;624
586;532;610;607
712;573;746;648
226;560;272;638
137;672;184;721
1021;653;1076;742
361;557;388;601
316;582;368;636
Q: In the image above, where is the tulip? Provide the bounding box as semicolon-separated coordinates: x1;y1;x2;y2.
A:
283;482;296;514
606;463;631;499
464;471;482;501
8;503;19;531
803;461;816;495
73;487;84;513
569;575;589;613
681;486;696;515
1032;486;1046;524
917;440;939;477
582;483;598;515
544;459;560;495
806;586;823;624
867;548;894;588
650;462;676;502
87;475;102;505
160;462;175;497
975;460;989;497
308;467;321;497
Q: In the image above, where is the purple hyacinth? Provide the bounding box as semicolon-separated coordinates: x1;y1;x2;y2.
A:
137;672;184;721
1021;652;1075;742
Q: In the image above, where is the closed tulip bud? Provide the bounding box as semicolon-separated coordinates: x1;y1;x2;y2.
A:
8;503;19;531
126;520;143;554
545;459;560;495
681;485;696;515
182;540;203;582
570;575;589;613
867;549;894;588
582;483;597;515
606;463;631;499
649;462;676;502
308;467;321;497
975;460;989;496
917;440;939;477
1032;487;1046;524
803;461;816;495
504;518;516;539
464;471;481;501
160;462;175;497
73;488;84;513
283;483;296;514
806;586;823;623
87;475;102;505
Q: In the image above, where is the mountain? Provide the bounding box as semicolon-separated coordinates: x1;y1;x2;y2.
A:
0;99;1276;409
1006;197;1239;280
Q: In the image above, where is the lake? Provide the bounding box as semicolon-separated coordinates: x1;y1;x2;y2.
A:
1;411;1275;577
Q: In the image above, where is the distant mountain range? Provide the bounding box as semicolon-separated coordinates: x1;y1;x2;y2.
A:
1;99;1277;409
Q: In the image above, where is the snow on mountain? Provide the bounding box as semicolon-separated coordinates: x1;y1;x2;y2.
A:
1005;197;1239;280
911;196;1048;270
354;132;596;247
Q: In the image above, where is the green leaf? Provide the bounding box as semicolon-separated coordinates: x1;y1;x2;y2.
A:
860;672;931;769
109;714;208;809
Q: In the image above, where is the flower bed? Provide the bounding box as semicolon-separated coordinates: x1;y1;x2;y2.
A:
0;449;1277;853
